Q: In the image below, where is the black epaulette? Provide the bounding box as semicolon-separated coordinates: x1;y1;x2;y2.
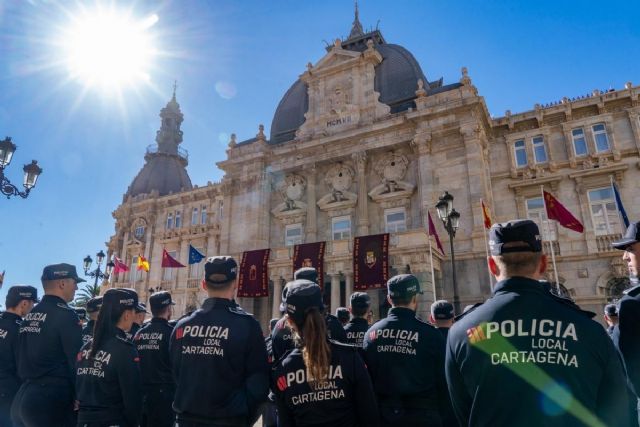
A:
328;339;358;350
624;284;640;297
454;302;483;321
548;293;596;319
228;306;253;316
115;335;135;346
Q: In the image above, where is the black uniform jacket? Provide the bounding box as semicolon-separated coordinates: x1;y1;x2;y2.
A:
271;314;348;361
82;319;95;346
362;307;451;417
343;317;369;348
271;340;379;427
76;328;142;427
134;317;174;386
447;277;630;427
0;312;22;394
614;284;640;396
17;295;82;383
169;297;269;422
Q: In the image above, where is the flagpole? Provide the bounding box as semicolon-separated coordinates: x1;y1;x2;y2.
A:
540;185;560;293
482;226;493;291
610;175;626;234
428;233;437;302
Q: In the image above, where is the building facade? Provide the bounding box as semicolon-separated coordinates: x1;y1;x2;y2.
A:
105;15;640;327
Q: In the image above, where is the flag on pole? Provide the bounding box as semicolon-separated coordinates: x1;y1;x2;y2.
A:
0;270;4;290
137;255;150;272
113;257;129;274
543;190;584;233
481;199;492;230
427;211;445;254
188;245;206;264
612;181;630;228
162;249;186;268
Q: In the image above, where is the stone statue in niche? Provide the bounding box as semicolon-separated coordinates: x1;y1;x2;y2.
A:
317;163;357;212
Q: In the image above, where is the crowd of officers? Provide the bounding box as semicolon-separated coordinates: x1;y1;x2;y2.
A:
1;218;640;426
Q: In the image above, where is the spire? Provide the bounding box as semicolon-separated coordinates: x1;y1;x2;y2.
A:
172;80;177;101
155;87;185;156
349;1;364;39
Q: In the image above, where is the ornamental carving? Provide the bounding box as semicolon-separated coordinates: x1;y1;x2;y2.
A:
317;163;357;212
128;217;148;245
272;173;307;223
369;152;415;204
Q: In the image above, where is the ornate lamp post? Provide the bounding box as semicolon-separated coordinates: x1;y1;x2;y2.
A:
0;137;43;199
83;250;115;287
435;191;461;313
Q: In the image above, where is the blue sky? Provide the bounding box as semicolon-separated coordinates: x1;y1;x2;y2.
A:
0;0;638;307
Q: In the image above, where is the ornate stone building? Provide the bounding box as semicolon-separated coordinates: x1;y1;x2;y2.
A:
105;14;640;327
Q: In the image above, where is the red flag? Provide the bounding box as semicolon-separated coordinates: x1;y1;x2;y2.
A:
0;270;4;289
428;211;445;254
543;190;584;233
162;249;186;268
113;257;129;274
481;199;492;230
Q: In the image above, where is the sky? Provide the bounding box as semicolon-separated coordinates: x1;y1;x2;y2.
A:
0;0;638;307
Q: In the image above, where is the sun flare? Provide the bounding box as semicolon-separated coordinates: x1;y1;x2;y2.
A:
60;6;158;90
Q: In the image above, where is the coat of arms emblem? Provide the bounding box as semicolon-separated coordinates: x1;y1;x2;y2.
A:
366;251;377;268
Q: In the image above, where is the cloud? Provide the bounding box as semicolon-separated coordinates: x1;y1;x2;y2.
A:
214;81;236;100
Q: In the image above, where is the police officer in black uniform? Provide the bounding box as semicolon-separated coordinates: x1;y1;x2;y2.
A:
429;300;454;340
127;303;147;340
170;256;269;426
363;274;453;427
135;291;176;427
82;297;103;346
76;288;143;427
604;303;618;338
271;280;379;427
447;220;630;426
75;308;88;327
271;283;294;361
0;286;38;427
11;263;84;427
344;292;371;348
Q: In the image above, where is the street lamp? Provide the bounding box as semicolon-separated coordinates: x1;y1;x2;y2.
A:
0;137;43;199
435;191;461;313
83;250;115;287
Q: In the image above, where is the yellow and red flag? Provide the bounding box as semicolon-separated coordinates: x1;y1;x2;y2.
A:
137;255;150;272
481;199;492;230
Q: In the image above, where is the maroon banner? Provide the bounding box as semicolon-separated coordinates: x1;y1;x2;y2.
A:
292;242;326;288
237;249;270;297
354;233;389;290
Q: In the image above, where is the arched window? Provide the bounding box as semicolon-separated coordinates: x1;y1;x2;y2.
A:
606;277;629;302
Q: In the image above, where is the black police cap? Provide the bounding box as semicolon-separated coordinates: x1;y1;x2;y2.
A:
604;303;618;317
336;307;350;322
74;307;87;321
285;280;324;325
41;263;86;283
135;302;148;314
102;288;139;311
387;274;422;299
612;221;640;250
431;299;455;320
86;296;103;313
350;292;371;309
294;267;318;284
6;285;39;308
149;291;175;312
489;220;542;255
204;256;238;285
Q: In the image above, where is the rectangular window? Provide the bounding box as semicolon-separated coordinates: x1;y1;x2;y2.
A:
514;140;527;168
129;257;142;282
166;213;173;229
190;247;204;278
588;188;620;236
191;208;199;225
175;211;182;228
285;224;303;247
332;216;352;240
163;251;177;281
571;128;588;157
592;123;610;152
134;225;145;239
201;206;207;224
385;208;407;233
532;136;547;164
526;197;556;241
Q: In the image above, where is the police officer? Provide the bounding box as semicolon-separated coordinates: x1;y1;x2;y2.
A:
82;297;103;346
271;280;379;427
127;303;147;340
11;263;84;427
604;303;618;337
336;307;350;327
344;292;371;348
170;256;269;426
135;291;176;427
271;283;294;361
75;308;88;327
0;286;38;427
447;220;630;426
363;274;452;427
429;300;454;340
76;288;143;427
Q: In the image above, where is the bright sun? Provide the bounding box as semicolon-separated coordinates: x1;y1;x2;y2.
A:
61;6;158;90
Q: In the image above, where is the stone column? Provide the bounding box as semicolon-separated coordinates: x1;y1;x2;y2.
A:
272;277;283;319
353;152;369;236
330;273;341;316
344;272;354;302
305;164;317;242
178;239;190;290
412;131;433;227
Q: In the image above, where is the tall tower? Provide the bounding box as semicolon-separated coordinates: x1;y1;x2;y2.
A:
125;85;193;198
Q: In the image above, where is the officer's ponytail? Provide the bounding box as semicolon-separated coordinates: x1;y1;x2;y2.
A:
89;291;134;359
300;307;331;382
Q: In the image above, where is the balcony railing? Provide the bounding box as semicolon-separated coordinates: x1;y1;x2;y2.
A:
145;144;188;161
596;233;622;253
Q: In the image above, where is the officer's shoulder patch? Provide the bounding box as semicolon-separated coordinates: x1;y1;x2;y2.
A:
228;306;253;317
453;302;483;321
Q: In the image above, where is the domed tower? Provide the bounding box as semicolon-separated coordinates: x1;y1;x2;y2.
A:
126;85;193;198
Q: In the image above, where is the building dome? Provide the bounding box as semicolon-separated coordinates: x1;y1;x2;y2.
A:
270;30;432;144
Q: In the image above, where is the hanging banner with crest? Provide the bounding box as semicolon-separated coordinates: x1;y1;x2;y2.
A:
237;249;270;298
292;242;326;288
353;233;389;290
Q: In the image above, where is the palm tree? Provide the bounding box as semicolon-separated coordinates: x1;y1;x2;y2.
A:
73;282;101;308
